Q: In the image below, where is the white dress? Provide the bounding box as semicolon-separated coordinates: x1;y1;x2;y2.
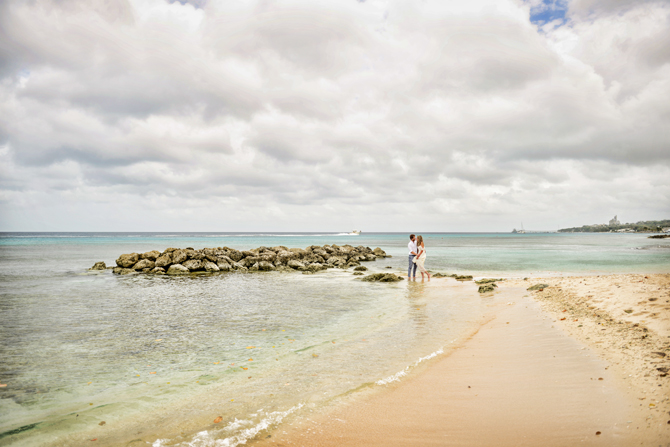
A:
415;245;427;273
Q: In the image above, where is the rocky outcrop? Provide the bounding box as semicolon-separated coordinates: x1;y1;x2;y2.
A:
108;243;385;276
90;261;106;270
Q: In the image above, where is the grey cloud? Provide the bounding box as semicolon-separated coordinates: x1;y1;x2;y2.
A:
1;0;669;231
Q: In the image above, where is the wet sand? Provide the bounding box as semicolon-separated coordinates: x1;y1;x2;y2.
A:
252;276;670;446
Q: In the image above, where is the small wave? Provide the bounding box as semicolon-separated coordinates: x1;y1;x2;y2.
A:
153;404;303;447
376;348;445;386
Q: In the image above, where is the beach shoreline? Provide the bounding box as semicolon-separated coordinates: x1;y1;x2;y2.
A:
248;273;670;446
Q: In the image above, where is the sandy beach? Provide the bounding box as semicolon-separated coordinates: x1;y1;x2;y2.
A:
250;273;670;446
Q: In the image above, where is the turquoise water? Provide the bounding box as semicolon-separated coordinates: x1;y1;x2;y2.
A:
0;232;668;446
1;232;668;274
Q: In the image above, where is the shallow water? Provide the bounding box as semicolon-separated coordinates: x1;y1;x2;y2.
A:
0;232;668;446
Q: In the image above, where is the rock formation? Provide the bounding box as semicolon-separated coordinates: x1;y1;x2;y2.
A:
104;244;388;275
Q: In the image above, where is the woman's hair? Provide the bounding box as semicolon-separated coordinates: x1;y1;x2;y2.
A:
416;235;423;246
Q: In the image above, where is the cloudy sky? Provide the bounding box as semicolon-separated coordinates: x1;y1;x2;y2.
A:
0;0;668;232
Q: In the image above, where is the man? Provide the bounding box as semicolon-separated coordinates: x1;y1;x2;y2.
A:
408;234;418;280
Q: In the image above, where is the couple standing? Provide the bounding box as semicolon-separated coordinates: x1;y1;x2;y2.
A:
408;234;430;281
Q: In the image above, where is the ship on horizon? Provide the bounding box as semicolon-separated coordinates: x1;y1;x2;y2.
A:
512;223;526;234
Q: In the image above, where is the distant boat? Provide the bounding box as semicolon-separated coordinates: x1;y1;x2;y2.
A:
512;223;526;234
348;230;361;235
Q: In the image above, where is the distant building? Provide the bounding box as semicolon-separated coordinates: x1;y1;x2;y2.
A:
609;215;621;226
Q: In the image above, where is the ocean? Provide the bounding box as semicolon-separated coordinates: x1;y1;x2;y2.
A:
0;232;668;446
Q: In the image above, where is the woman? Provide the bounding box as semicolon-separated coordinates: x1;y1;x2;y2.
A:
414;235;430;280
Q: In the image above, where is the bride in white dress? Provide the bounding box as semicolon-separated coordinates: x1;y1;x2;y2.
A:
414;235;430;281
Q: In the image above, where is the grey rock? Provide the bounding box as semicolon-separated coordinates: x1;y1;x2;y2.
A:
155;253;172;268
217;260;232;271
90;261;106;270
276;251;295;264
228;250;243;262
373;247;387;257
185;249;202;260
289;248;307;258
116;253;139;268
231;261;246;271
167;264;190;275
203;261;220;272
306;263;325;272
527;283;549;291
183;259;203;271
288;260;306;270
258;261;275;271
132;259;155;270
172;250;188;265
141;250;161;261
202;249;219;262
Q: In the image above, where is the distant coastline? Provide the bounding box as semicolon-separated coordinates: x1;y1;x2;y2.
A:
558;218;670;233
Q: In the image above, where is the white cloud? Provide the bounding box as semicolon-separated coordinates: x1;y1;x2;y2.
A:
0;0;668;231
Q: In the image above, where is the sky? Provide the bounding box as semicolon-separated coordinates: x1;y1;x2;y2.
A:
0;0;669;232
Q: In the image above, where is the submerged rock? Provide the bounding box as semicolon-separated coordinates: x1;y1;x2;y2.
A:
360;273;404;282
478;283;497;293
353;266;368;271
527;283;549;291
475;278;504;284
454;275;473;281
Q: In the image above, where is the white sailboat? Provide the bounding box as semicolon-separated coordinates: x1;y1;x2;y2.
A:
512;223;526;234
